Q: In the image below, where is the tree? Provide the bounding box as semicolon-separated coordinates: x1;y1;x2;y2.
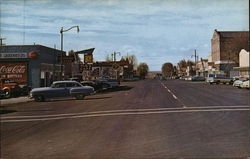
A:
122;54;138;70
178;59;187;68
68;50;80;62
187;60;196;76
161;62;174;77
137;62;149;79
177;59;187;75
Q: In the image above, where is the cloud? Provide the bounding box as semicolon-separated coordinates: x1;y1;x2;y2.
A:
1;0;249;71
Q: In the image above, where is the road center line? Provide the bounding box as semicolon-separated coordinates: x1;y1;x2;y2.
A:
172;95;177;99
1;105;249;119
1;108;249;123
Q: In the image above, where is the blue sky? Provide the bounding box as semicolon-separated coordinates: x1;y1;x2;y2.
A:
1;0;249;71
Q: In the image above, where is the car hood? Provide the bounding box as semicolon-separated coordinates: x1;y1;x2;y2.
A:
31;87;51;92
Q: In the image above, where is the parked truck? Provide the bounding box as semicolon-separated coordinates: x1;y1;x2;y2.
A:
0;79;22;98
206;74;233;85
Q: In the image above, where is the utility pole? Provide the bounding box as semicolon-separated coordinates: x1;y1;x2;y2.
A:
111;51;121;80
191;49;198;75
112;51;120;62
0;37;6;46
191;49;198;68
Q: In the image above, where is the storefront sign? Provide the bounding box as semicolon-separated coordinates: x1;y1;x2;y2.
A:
84;54;93;63
0;62;27;85
0;53;28;58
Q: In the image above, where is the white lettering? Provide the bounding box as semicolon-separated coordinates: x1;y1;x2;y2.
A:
0;65;26;74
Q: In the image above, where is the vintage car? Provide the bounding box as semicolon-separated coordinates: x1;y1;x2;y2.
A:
206;74;233;84
95;78;120;89
81;81;103;91
30;81;95;102
233;78;248;88
191;76;205;81
239;80;250;89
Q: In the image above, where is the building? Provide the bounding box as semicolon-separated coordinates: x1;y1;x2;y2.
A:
91;59;133;80
0;45;65;88
196;58;209;77
232;49;250;78
211;29;249;75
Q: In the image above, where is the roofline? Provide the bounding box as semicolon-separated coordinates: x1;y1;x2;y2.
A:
1;44;65;53
216;30;249;33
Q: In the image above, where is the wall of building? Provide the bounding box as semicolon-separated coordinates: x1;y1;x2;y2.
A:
239;49;249;67
211;32;220;62
0;45;65;88
220;33;249;64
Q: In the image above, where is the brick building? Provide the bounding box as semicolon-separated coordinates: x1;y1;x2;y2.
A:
211;29;249;74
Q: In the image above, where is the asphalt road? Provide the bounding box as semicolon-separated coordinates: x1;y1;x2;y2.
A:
1;79;250;159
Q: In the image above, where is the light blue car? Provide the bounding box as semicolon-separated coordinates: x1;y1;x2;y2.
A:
30;81;94;102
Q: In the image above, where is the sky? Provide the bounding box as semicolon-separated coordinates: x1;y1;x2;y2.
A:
0;0;249;71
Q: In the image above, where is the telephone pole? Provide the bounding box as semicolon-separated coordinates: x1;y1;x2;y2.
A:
112;51;120;62
0;37;6;46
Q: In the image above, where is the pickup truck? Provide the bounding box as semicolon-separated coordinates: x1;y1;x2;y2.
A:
0;79;22;98
30;81;95;102
206;74;233;84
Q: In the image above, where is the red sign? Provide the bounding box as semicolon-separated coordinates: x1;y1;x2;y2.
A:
0;62;28;85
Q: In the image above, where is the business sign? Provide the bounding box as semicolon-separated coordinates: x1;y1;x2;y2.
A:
0;53;28;58
80;64;92;72
84;54;93;63
0;62;28;85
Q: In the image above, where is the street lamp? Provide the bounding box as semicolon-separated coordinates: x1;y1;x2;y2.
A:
59;26;80;80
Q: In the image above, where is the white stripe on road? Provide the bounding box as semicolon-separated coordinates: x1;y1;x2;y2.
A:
2;105;249;119
160;81;178;99
172;95;177;99
1;107;249;123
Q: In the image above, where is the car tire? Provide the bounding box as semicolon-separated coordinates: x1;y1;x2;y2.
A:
3;89;11;98
34;95;45;102
75;94;85;100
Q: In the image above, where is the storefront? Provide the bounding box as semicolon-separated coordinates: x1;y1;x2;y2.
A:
0;45;65;88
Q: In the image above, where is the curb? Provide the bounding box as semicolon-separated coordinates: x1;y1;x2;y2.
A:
0;96;33;106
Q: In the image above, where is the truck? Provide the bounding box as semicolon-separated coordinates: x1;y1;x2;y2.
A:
0;79;22;98
206;74;233;85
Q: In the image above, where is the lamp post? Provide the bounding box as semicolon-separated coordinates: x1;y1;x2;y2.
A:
60;26;80;80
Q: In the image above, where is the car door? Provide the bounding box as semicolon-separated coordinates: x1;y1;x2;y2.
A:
51;83;67;98
65;83;76;96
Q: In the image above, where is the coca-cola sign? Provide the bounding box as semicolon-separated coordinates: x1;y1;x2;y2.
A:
0;62;27;85
0;65;26;74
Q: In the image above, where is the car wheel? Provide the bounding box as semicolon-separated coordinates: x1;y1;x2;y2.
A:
75;94;85;100
3;89;11;98
34;95;45;102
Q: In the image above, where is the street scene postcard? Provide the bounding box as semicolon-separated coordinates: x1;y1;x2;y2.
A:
0;0;249;158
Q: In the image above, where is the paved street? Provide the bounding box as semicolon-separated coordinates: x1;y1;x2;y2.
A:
1;79;250;159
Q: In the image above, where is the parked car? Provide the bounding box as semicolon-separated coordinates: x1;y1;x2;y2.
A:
185;76;192;81
206;74;233;84
233;78;248;88
95;78;120;89
0;79;22;98
30;81;95;102
239;80;250;89
191;76;205;81
69;77;81;82
81;81;102;91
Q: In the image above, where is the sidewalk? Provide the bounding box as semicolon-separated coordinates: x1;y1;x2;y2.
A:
0;96;33;106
